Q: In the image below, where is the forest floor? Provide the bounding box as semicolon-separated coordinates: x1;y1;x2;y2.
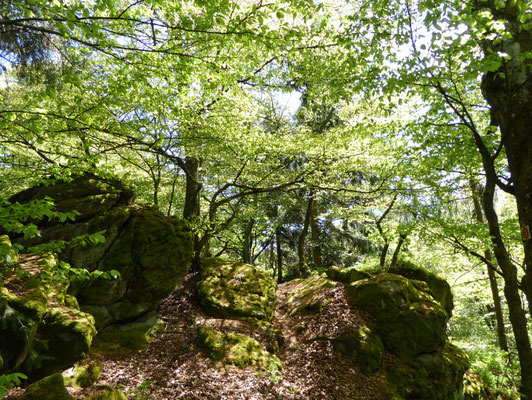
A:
7;273;391;400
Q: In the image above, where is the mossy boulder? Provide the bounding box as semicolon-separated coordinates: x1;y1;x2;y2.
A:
282;277;336;316
197;258;277;322
384;343;470;400
8;175;194;329
196;326;282;372
63;360;102;387
92;311;165;351
345;273;448;358
21;373;74;400
394;262;454;316
84;385;128;400
326;265;370;283
0;257;96;379
333;326;385;375
0;235;18;266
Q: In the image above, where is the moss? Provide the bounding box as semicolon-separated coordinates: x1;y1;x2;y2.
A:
463;371;489;400
345;273;450;358
0;235;18;266
333;326;385;375
63;361;102;387
380;300;448;358
283;277;335;316
394;261;454;316
326;266;370;283
345;273;420;319
83;385;127;400
27;306;97;377
92;311;165;351
22;373;74;400
384;343;470;400
196;326;282;372
198;258;277;322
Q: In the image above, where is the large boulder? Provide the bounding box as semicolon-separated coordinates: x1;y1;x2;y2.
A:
394;261;454;316
333;326;385;375
21;373;74;400
197;258;277;322
8;175;194;329
0;254;96;379
384;343;470;400
345;273;448;358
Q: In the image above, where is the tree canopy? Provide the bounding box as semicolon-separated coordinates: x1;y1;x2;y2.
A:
1;0;532;397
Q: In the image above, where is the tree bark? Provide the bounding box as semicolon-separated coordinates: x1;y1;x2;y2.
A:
298;192;313;278
389;233;406;271
482;172;532;400
475;5;532;396
183;156;201;221
471;181;509;352
310;197;322;270
276;228;283;284
182;156;202;270
242;219;254;264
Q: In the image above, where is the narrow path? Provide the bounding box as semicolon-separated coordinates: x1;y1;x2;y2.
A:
9;273;389;399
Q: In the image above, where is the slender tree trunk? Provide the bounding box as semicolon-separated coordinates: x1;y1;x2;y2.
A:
276;228;283;284
310;198;322;270
242;219;254;264
389;233;406;271
471;181;509;352
298;192;313;278
376;193;398;268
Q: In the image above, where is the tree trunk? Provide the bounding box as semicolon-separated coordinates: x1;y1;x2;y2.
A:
389;233;406;271
183;156;201;221
471;181;509;352
182;156;202;270
477;6;532;396
482;176;532;400
276;228;283;284
298;192;313;278
242;219;254;264
310;198;322;270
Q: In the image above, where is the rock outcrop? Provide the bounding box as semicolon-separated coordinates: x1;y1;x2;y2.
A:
0;254;96;379
333;268;469;400
197;258;277;322
8;175;194;330
196;258;281;369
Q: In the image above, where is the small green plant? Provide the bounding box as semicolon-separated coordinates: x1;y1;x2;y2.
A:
0;372;27;397
128;379;154;400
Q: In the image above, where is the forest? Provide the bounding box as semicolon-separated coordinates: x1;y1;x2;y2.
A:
0;0;531;399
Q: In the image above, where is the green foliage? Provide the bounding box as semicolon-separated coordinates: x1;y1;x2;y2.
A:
0;372;27;397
